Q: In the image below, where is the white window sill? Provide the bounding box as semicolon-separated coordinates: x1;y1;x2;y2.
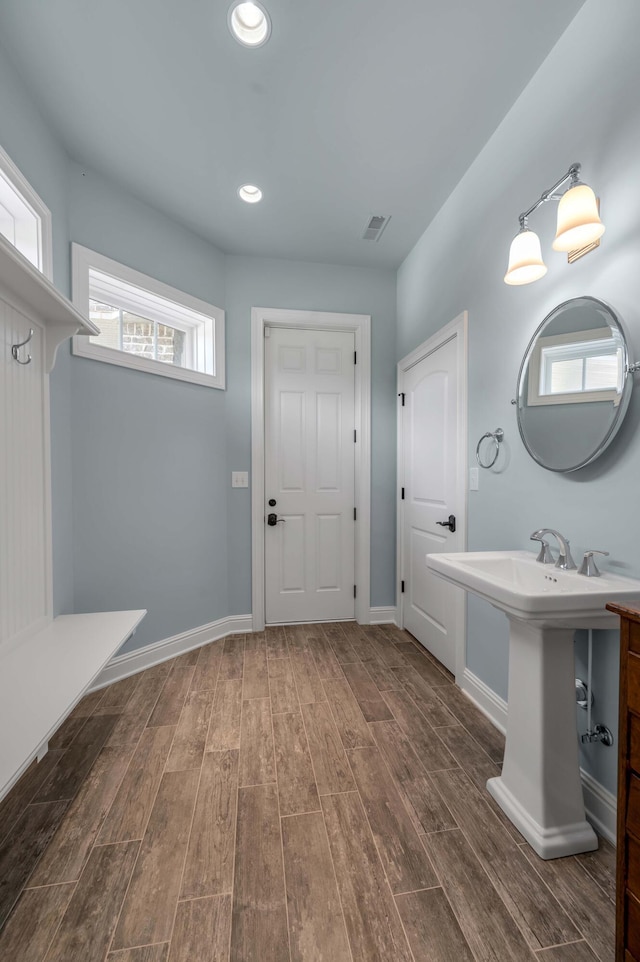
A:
72;337;225;389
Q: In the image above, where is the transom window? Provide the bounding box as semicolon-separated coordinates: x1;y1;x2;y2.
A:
72;244;225;389
0;145;52;277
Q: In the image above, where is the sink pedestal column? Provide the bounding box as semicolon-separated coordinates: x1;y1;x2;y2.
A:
486;618;598;859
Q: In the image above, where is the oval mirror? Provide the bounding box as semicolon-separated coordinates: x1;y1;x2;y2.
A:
516;296;634;472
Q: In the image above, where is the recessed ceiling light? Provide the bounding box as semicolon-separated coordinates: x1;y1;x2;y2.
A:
228;2;271;47
238;184;263;204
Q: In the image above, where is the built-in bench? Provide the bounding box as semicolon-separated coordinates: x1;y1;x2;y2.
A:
0;236;147;804
0;609;146;801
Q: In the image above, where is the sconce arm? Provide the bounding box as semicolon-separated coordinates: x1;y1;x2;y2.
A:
518;163;582;227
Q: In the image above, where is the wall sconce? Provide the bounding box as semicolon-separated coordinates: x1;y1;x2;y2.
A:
504;163;605;286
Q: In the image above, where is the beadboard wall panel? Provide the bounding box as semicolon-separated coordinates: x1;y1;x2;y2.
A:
0;300;51;646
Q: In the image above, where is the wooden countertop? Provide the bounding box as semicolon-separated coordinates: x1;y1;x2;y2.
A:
606;602;640;623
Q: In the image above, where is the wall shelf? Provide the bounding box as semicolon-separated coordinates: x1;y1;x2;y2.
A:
0;232;99;371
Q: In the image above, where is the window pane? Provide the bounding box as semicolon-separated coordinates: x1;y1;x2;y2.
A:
0;169;41;269
156;323;186;367
584;353;620;391
0;199;15;246
548;357;583;394
89;299;121;350
89;301;188;368
122;311;156;360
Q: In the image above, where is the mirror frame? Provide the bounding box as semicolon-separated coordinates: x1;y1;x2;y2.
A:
516;296;634;473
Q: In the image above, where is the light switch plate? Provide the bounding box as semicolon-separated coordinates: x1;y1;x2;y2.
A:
231;471;249;488
469;467;479;491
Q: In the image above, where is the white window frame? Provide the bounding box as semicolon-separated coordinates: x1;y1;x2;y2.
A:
71;243;225;389
0;144;53;279
527;326;622;407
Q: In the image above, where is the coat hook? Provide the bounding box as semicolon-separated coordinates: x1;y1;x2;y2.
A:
11;329;34;365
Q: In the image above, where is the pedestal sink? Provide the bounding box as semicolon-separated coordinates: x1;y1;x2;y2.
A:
426;550;640;858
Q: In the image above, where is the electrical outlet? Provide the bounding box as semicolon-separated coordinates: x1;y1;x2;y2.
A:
231;471;249;488
469;467;479;491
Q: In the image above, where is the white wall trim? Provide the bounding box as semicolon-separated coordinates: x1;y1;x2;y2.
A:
461;667;507;733
251;307;371;631
369;606;398;625
461;668;616;845
580;768;617;845
397;312;468;682
89;614;252;691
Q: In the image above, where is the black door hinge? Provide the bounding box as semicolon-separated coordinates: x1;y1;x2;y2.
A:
398;392;405;406
401;487;405;500
401;580;405;593
354;351;357;364
354;429;357;443
353;507;357;521
353;585;357;598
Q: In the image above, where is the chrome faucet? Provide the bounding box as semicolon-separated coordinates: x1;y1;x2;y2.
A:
530;529;577;570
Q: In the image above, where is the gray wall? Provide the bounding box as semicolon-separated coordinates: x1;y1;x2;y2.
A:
69;356;230;652
0;45;398;653
224;255;397;616
63;171;397;651
64;178;397;649
64;164;230;652
396;0;640;794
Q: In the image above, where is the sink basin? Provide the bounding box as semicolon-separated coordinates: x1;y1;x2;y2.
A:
427;549;640;628
426;548;640;859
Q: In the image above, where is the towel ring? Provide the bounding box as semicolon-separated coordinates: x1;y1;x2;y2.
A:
11;328;34;366
476;428;504;469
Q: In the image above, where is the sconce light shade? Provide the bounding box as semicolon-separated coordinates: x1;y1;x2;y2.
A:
552;183;605;252
504;229;548;286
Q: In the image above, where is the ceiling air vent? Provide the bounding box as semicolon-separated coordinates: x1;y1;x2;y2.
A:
362;214;390;241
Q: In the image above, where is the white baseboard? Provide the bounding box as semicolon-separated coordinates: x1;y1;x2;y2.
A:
461;667;507;734
369;606;397;625
90;614;253;691
580;768;617;845
461;668;616;846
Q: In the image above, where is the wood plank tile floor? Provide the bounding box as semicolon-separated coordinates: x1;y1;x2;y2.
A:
0;622;615;961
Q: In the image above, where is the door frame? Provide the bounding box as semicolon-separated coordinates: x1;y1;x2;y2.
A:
396;311;468;682
251;307;371;631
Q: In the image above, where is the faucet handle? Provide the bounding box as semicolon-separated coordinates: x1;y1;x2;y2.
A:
530;535;555;564
578;550;610;578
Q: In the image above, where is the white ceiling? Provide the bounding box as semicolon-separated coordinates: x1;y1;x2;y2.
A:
0;0;585;268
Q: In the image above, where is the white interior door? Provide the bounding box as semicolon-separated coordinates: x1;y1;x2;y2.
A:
399;321;466;676
264;327;355;623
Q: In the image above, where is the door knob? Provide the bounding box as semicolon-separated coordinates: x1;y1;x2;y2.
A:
436;515;456;533
267;513;286;526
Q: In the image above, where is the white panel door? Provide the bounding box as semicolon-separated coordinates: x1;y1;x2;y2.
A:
264;327;355;623
400;334;464;674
